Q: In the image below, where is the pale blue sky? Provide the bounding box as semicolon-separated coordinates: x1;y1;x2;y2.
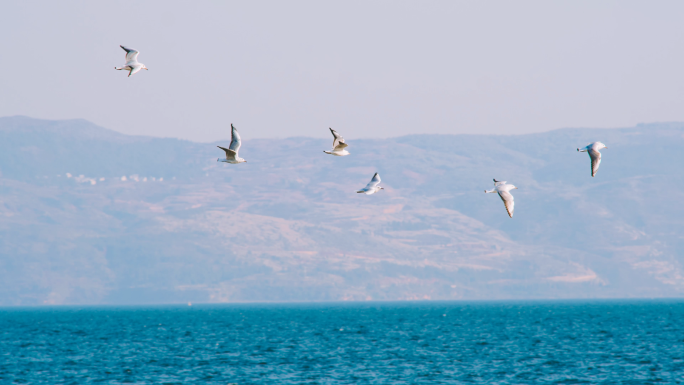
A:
2;1;684;141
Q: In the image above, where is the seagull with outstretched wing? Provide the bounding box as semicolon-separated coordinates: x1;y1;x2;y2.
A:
577;142;607;177
323;128;350;156
485;179;518;218
115;45;148;77
357;173;384;195
217;124;246;164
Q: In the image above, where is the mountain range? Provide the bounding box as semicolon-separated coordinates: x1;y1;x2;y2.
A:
1;116;683;305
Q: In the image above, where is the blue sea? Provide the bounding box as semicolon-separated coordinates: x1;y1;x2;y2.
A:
1;301;684;384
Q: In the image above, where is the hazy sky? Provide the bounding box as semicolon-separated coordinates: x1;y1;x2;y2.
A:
2;1;684;141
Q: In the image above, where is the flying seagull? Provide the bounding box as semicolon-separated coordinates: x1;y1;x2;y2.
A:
577;142;607;177
323;128;350;156
357;173;384;195
115;45;148;77
485;179;518;218
217;124;246;164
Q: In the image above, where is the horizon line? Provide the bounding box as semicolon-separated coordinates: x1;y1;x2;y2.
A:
1;114;683;143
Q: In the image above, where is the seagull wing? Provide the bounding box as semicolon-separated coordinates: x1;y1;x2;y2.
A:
493;179;507;186
588;149;601;177
120;45;140;64
217;146;237;161
365;172;381;189
498;190;515;218
229;124;242;154
334;141;349;151
330;128;347;150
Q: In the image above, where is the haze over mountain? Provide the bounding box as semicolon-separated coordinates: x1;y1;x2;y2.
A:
1;116;683;305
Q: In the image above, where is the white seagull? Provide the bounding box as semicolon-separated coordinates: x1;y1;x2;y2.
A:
357;173;384;195
217;124;246;164
115;45;148;77
577;142;607;177
485;179;518;218
323;128;349;156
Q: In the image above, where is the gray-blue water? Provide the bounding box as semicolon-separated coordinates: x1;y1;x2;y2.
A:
1;301;683;384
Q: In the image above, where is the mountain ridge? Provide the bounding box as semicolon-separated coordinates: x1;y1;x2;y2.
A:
0;116;683;305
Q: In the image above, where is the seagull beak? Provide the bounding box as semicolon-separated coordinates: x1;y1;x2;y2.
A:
515;187;518;189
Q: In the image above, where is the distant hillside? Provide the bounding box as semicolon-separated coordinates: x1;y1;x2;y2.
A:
1;116;683;305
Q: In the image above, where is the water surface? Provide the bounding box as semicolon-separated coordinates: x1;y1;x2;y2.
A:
1;301;683;384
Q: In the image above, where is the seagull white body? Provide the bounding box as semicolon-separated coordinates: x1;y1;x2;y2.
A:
577;142;607;177
485;179;518;218
115;45;148;77
357;173;384;195
324;127;349;156
217;124;246;164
